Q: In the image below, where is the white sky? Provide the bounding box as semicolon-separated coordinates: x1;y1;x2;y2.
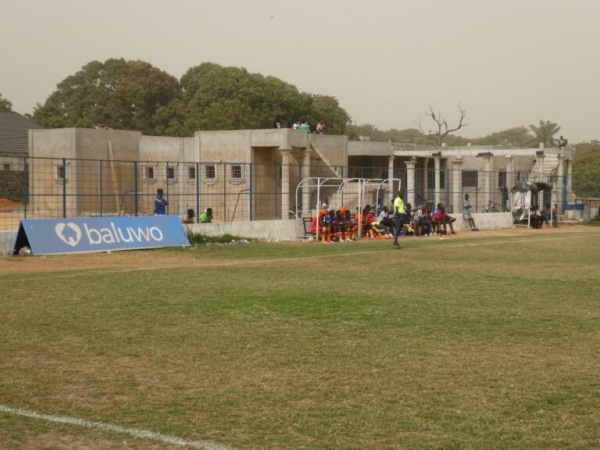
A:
1;0;598;142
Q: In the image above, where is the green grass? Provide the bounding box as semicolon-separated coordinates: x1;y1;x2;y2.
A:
1;230;599;449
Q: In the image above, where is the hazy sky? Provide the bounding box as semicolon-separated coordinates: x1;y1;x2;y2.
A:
1;0;598;142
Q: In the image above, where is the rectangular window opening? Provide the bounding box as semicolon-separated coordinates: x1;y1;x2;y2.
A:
462;170;478;188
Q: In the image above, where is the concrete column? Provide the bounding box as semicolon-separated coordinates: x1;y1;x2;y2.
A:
557;154;564;212
280;148;292;219
505;155;514;190
388;155;395;207
451;156;464;215
423;157;430;205
434;156;441;207
301;149;312;215
537;154;545;180
566;158;573;195
536;154;546;206
404;157;417;207
505;155;514;212
482;155;493;204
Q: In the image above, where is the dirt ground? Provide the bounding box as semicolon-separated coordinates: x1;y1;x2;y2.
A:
0;225;597;277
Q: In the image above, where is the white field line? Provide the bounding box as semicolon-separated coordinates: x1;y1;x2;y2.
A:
2;233;593;282
0;404;233;450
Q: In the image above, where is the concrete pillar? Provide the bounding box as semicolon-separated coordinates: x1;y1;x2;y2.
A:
482;154;493;204
566;158;573;195
423;157;430;204
404;157;417;208
388;155;395;208
505;155;514;212
302;148;312;215
280;148;292;219
451;156;464;215
537;154;545;180
536;154;545;206
557;154;564;212
434;156;441;207
505;155;514;190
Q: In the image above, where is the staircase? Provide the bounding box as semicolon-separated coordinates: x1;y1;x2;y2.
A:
531;154;559;179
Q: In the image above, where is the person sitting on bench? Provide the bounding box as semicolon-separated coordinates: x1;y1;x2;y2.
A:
432;203;456;235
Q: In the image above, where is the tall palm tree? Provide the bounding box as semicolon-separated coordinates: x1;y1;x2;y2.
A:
529;120;561;147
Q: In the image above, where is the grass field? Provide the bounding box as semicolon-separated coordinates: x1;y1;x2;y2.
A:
1;226;599;449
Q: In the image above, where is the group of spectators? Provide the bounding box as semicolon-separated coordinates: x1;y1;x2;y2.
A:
273;116;326;134
153;188;213;224
311;194;470;245
529;203;558;229
181;208;213;224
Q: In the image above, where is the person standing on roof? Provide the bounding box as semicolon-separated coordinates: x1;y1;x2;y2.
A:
298;120;311;133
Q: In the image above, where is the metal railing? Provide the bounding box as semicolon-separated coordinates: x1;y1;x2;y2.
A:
0;155;579;231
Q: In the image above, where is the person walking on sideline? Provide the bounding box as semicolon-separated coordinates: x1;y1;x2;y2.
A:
463;193;479;231
392;190;405;249
154;188;168;215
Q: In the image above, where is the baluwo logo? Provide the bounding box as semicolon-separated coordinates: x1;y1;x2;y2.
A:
54;221;164;247
55;222;82;247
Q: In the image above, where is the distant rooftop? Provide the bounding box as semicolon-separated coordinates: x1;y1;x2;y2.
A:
0;112;44;155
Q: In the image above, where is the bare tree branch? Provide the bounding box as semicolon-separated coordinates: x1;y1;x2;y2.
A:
417;104;467;146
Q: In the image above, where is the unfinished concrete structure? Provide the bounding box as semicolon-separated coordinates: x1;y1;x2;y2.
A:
27;128;348;222
348;140;574;215
25;127;574;222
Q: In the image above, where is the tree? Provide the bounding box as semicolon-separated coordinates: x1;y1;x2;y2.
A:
180;63;350;134
417;105;467;147
384;128;424;144
346;123;387;141
180;63;297;132
0;93;12;112
571;141;600;197
33;59;181;135
30;60;351;137
529;120;561;148
310;95;351;135
476;127;534;148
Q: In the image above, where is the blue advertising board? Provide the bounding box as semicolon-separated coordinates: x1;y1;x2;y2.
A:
14;216;190;255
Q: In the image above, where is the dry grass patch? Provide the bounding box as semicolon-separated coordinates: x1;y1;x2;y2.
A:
1;226;599;449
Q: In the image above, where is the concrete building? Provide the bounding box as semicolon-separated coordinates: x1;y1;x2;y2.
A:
25;127;574;221
0;126;578;254
348;140;574;215
0;112;44;200
27;127;347;222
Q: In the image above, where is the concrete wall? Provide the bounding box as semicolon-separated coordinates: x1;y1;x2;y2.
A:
310;134;347;168
0;214;519;256
0;231;16;255
0;219;300;256
197;130;251;162
184;219;299;242
452;212;514;231
28;129;143;217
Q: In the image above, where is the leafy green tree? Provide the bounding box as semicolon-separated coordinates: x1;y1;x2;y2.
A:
346;123;387;141
529;120;561;147
181;63;290;131
572;141;600;197
179;63;350;134
0;93;12;112
310;95;351;135
384;128;426;144
33;59;180;135
476;127;535;147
